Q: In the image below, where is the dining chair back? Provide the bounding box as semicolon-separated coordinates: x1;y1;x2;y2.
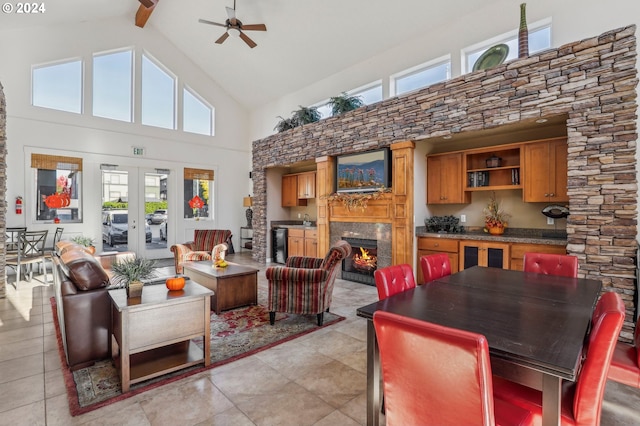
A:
373;264;416;300
493;291;625;425
608;316;640;388
523;252;578;278
6;229;49;285
420;253;452;283
6;227;27;254
373;311;533;426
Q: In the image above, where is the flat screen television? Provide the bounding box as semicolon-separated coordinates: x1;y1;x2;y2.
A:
335;148;391;193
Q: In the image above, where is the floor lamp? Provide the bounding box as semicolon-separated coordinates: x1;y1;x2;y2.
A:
243;196;253;228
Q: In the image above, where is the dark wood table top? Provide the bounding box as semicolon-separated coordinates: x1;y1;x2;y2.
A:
357;266;602;380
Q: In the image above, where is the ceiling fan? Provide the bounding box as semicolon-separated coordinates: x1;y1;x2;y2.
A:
198;0;267;48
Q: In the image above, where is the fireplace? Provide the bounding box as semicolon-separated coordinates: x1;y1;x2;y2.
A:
342;237;378;286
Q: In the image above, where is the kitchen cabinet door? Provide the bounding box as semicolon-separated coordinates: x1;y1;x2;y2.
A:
459;241;510;270
510;242;567;271
416;237;459;284
287;229;305;258
523;138;568;203
282;174;308;207
427;153;470;204
297;172;316;199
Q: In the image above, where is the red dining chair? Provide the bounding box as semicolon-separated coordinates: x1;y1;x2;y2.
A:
373;264;416;300
608;316;640;388
420;253;452;283
493;291;625;426
373;311;533;426
523;252;579;278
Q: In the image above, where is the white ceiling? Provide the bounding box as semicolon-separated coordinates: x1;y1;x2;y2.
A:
2;0;495;110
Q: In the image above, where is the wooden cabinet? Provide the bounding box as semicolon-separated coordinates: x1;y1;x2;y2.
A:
297;172;316;199
464;143;522;192
426;153;470;204
304;228;318;258
459;240;510;270
282;172;316;207
523;138;568;202
510;242;567;271
288;228;318;258
287;228;305;257
416;237;459;284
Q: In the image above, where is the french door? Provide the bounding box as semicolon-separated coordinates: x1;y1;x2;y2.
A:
101;166;171;259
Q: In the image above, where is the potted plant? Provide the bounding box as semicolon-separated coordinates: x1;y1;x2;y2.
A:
110;257;157;298
483;192;510;235
328;92;364;116
274;115;299;133
71;235;96;254
292;105;321;125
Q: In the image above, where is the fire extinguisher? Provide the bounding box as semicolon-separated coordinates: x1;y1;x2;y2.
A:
15;196;23;214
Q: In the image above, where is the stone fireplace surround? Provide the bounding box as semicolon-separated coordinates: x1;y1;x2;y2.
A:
331;222;392;284
251;26;638;339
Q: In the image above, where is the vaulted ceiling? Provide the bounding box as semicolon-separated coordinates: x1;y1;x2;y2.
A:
2;0;497;110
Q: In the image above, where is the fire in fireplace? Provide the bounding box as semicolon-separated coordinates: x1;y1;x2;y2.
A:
342;237;378;286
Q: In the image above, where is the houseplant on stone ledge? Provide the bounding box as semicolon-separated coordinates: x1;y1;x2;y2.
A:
110;257;157;298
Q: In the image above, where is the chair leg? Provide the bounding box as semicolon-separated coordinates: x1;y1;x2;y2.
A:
269;312;276;325
317;312;324;326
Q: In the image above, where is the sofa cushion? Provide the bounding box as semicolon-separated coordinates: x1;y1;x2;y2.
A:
60;250;110;290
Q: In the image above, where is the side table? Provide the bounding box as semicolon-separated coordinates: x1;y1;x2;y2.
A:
108;281;214;392
240;226;253;252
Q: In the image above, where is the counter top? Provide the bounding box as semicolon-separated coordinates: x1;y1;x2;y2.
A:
416;226;566;246
271;220;317;230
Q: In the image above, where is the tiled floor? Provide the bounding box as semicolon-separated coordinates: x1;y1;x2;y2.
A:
1;252;639;425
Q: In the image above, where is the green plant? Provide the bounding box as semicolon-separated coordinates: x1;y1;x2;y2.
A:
71;235;95;247
328;92;364;115
292;105;321;125
274;115;299;132
110;258;157;287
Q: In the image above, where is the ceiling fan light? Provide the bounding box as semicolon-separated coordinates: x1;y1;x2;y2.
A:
228;28;241;38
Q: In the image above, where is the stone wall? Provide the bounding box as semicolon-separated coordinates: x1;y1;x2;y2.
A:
0;82;6;298
252;26;638;339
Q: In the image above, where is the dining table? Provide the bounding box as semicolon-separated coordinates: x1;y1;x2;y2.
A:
356;265;603;426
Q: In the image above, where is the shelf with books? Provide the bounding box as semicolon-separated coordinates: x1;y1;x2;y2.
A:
464;144;522;191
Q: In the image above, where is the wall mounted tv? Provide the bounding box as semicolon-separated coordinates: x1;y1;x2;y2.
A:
335;148;391;193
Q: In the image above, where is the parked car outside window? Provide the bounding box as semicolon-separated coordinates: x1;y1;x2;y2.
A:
103;210;152;246
147;209;168;224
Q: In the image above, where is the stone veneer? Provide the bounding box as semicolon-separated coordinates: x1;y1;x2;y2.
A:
255;26;639;338
330;222;393;276
0;83;6;299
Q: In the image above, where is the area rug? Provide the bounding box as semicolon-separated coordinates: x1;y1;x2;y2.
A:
50;297;345;416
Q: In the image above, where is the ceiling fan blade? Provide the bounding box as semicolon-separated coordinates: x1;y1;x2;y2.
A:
199;18;227;28
241;24;267;31
215;32;230;44
226;6;237;26
239;31;257;48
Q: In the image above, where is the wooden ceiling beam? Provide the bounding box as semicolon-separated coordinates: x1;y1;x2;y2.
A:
135;0;159;28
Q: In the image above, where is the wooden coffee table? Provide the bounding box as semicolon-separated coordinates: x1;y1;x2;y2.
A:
181;261;258;314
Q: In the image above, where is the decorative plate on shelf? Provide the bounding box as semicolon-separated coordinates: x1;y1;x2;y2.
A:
473;44;509;71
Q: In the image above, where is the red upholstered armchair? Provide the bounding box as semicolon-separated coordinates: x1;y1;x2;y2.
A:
608;316;640;388
373;311;533;426
374;264;416;300
170;229;232;274
420;253;452;284
266;240;351;326
523;252;578;278
493;291;625;426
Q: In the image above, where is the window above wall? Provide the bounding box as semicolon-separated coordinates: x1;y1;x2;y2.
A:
31;48;215;136
390;56;451;97
32;59;83;114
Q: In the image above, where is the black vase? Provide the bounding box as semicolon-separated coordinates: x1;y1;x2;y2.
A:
245;207;253;228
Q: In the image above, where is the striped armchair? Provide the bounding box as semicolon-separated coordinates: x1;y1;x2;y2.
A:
266;240;351;326
170;229;232;274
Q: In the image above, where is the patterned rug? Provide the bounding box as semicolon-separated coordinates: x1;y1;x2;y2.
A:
51;298;345;416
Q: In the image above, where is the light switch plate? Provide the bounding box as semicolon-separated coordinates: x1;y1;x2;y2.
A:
460;214;466;223
547;217;555;225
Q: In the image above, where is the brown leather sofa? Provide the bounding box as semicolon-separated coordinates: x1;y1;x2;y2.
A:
52;242;135;371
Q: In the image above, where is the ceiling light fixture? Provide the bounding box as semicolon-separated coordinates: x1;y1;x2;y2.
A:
228;28;241;38
443;135;453;140
535;118;548;124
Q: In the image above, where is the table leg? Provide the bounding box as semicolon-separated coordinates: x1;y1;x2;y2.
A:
366;320;380;426
542;374;562;426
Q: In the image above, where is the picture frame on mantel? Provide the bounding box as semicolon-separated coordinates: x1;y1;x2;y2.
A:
335;148;391;193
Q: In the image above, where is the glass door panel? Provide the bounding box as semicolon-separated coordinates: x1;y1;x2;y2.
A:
142;170;169;259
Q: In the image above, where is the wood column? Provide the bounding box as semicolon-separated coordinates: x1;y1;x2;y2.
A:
390;141;415;267
315;156;334;257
